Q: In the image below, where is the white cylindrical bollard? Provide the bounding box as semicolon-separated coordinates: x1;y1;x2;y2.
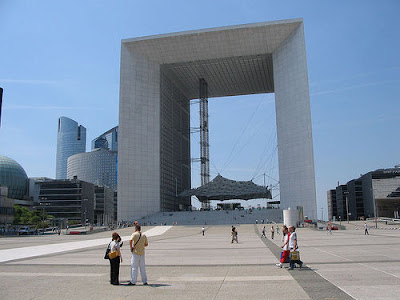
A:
283;208;299;227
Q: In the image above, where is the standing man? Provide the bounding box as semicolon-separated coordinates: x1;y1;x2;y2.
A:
270;225;275;239
129;224;148;285
364;222;369;235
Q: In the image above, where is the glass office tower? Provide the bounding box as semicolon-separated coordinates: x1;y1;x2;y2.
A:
56;117;86;179
67;148;118;191
91;126;118;151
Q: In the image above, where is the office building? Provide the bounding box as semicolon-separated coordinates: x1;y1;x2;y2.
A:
67;148;118;191
92;126;118;151
328;167;400;220
38;178;115;225
56;117;86;179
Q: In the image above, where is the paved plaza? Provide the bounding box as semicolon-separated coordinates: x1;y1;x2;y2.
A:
0;223;399;299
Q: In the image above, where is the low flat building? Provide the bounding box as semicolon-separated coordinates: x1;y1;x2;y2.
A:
38;178;115;225
328;167;400;220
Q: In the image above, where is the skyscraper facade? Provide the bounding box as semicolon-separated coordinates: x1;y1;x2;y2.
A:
56;117;86;179
67;148;117;191
91;126;118;151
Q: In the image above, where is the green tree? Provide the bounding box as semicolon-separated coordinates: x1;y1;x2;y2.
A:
13;205;54;228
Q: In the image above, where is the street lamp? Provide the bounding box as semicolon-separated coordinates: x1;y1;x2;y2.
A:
371;188;377;229
344;191;349;224
83;198;88;228
38;200;50;235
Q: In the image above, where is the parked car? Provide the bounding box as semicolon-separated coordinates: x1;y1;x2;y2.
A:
18;226;35;235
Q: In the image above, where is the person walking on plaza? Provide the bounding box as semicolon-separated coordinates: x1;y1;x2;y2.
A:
288;226;303;270
276;225;289;268
202;226;205;236
261;226;266;238
129;224;148;285
276;225;280;235
109;232;123;285
327;222;332;235
270;225;275;239
364;222;369;235
231;226;238;243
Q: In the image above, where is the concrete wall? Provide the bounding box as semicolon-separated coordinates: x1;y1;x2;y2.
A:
118;46;161;221
273;24;317;220
119;20;317;221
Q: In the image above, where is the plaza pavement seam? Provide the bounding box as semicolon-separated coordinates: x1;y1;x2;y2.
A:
313;246;400;280
213;266;230;300
254;225;355;300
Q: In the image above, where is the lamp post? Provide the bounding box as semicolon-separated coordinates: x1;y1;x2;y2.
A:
372;188;377;229
83;198;88;229
38;200;50;235
344;191;349;224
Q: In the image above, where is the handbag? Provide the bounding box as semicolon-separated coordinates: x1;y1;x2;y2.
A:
108;250;119;259
290;250;300;261
104;242;111;259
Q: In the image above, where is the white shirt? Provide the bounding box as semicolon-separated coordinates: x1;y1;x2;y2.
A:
110;240;120;252
288;232;297;250
283;234;290;250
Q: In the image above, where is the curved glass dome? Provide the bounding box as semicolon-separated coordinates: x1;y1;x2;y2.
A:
0;155;28;199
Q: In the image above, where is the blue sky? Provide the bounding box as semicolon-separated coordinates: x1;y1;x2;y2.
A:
1;0;399;219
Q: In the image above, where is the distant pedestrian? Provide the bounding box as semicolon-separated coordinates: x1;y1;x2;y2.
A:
327;223;332;235
129;224;148;285
202;226;205;236
364;222;369;235
271;225;275;239
109;232;123;285
261;226;266;238
276;225;289;268
256;219;258;224
276;225;280;235
231;226;238;243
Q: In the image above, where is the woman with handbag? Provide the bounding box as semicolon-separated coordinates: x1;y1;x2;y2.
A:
109;232;123;285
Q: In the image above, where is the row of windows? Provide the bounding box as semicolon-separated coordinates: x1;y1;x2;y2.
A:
0;207;14;215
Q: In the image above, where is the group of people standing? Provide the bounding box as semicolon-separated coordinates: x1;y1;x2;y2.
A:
107;224;149;286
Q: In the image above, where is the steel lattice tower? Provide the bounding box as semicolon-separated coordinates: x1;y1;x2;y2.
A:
199;78;210;209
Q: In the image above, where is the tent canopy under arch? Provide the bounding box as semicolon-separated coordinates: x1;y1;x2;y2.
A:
179;174;272;202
